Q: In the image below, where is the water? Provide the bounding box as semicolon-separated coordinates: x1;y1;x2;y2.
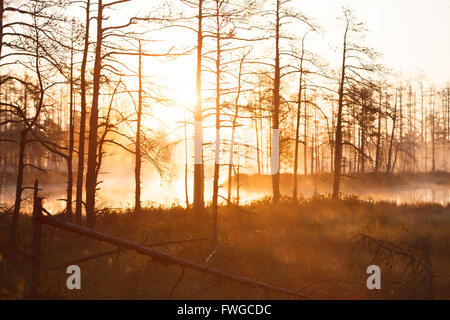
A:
1;177;448;213
347;184;450;205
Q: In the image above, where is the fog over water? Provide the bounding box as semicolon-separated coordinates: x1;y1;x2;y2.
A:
2;170;448;213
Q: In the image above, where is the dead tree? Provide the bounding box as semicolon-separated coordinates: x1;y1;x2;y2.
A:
292;33;307;204
157;0;208;211
66;19;76;221
247;0;314;205
2;0;68;277
84;0;107;228
207;0;254;242
271;0;281;205
289;29;325;203
85;0;150;228
386;88;398;173
332;8;380;198
75;0;91;225
226;53;247;204
192;0;205;211
374;85;383;173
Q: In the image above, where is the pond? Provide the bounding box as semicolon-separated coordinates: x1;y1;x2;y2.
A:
1;176;448;213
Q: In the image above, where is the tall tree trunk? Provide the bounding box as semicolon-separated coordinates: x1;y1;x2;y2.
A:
424;87;428;172
304;88;308;175
212;2;221;242
313;106;318;194
272;0;281;205
193;0;204;211
310;110;315;175
134;40;143;214
235;153;240;205
446;84;450;171
430;88;436;172
259;98;264;173
293;46;304;204
360;115;365;173
227;125;235;204
66;26;75;221
387;89;398;173
420;82;425;172
254;111;260;174
408;89;414;171
184;110;189;210
8;37;45;279
8;130;27;273
330;103;335;173
332;22;348;199
227;56;243;204
75;0;90;225
399;85;403;172
255;89;261;175
374;88;382;173
0;0;4;61
85;0;103;229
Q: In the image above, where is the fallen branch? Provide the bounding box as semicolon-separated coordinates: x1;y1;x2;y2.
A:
38;214;311;299
43;237;208;272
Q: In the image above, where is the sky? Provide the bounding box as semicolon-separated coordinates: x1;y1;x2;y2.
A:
132;0;450;110
302;0;450;84
71;0;450;107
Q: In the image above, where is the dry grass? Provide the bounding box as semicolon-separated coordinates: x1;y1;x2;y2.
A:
0;195;449;300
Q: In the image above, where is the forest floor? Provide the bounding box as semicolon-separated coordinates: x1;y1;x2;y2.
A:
0;194;449;299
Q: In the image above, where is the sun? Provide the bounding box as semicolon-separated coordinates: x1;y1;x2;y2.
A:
167;56;197;110
143;52;197;111
172;81;197;110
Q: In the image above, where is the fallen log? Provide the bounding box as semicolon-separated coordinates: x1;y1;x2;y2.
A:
43;237;208;272
38;213;311;299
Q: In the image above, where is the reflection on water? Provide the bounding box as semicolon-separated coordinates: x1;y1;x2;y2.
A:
1;176;448;213
345;185;450;205
254;186;449;205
